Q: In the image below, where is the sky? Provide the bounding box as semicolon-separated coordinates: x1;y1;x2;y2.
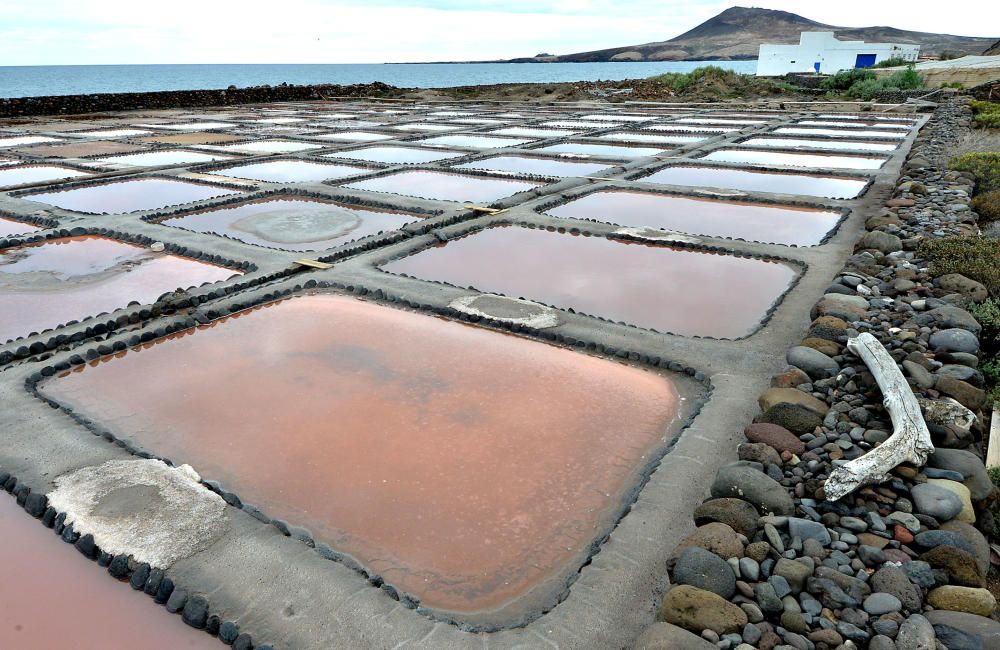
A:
0;0;997;66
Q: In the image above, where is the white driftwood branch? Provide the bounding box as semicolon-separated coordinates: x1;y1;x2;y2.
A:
824;332;935;501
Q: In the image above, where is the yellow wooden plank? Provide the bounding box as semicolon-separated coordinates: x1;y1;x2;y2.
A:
463;204;505;214
293;258;334;270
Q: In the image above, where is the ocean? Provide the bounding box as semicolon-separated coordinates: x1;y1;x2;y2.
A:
0;61;758;99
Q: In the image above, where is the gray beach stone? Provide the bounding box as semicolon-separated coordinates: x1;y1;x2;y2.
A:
859;230;902;253
914;529;977;556
631;622;718;650
787;517;831;545
929;328;980;354
674;547;737;599
710;465;794;516
869;635;897;650
786;346;840;379
928;449;994;501
896;613;936;650
632;622;718;649
693;498;760;538
933;623;985;650
911;482;964;521
922;306;981;335
864;592;903;615
871;565;923;611
925;610;1000;649
773;558;811;594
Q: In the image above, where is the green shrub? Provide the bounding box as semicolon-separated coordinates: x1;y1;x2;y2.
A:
974;105;1000;127
985;358;1000;384
978;113;1000;129
971;100;1000;129
648;66;757;95
989;464;1000;539
973;190;1000;223
918;236;1000;298
837;65;925;100
846;78;886;101
762;81;803;93
972;100;1000;115
951;152;1000;192
884;65;924;90
872;56;911;69
988;465;1000;537
990;385;1000;410
970;299;1000;357
820;68;875;91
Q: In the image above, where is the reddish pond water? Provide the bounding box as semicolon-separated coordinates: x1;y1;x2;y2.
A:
0;165;89;188
739;137;898;153
212;160;367;183
328;146;465;164
0;216;42;238
25;178;240;214
453;155;611;177
641;165;868;199
533;142;665;158
0;236;237;341
382;225;797;337
42;294;685;614
546;191;842;246
344;170;541;203
701;149;886;170
0;496;219;650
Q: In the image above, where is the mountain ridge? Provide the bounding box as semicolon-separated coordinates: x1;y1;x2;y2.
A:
433;7;996;64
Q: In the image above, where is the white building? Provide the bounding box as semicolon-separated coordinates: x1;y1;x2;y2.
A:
756;32;920;76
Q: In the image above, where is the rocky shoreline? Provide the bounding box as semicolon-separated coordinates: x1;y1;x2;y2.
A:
639;97;1000;650
0;82;403;118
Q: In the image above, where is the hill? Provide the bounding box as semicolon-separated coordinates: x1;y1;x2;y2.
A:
501;7;997;63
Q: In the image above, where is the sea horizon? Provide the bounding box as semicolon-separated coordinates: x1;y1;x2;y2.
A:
0;60;758;99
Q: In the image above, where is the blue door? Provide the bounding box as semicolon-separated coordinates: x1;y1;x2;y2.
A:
855;54;877;68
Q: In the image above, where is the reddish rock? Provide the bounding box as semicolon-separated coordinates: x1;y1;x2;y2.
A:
744;423;806;455
770;367;810;388
886;198;916;207
894;525;915;544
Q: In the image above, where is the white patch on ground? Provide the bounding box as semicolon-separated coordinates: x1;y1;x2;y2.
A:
449;294;560;329
47;459;227;568
177;172;258;188
614;227;703;245
231;206;359;244
699;189;749;197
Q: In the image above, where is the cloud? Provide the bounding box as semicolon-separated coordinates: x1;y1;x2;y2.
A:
0;0;994;66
